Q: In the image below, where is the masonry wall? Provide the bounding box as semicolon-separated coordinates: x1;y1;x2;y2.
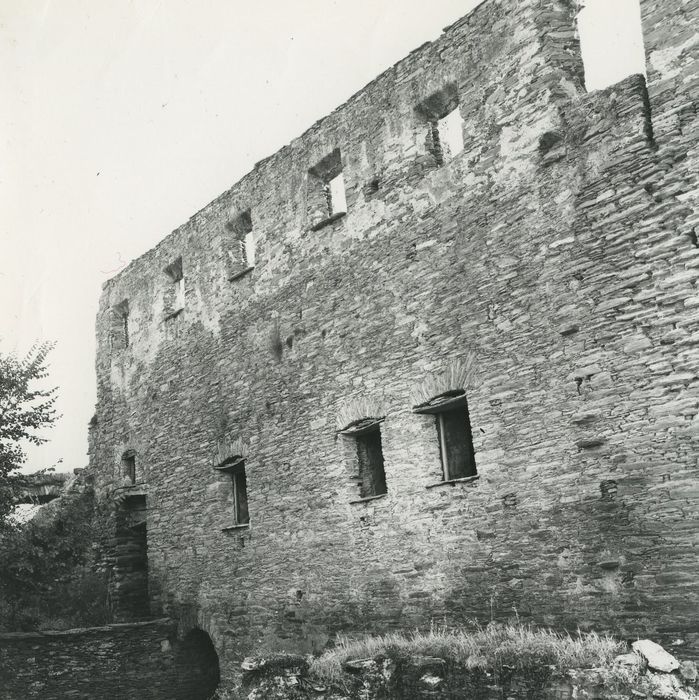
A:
0;620;218;700
90;0;699;686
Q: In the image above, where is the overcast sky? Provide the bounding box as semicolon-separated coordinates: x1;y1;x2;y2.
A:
0;0;645;474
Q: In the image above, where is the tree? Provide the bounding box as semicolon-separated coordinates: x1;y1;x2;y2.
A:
0;342;59;524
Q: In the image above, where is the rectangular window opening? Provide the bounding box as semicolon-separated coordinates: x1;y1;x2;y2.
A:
416;83;464;166
356;428;387;499
436;406;477;481
110;300;130;350
308;149;347;230
226;209;256;279
164;257;185;316
577;0;646;91
231;464;250;525
434;107;465;163
121;452;136;485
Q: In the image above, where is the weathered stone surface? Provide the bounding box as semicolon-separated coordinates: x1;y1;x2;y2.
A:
616;652;643;667
235;651;699;699
680;660;698;683
633;640;681;673
87;0;699;685
647;672;681;699
0;620;219;700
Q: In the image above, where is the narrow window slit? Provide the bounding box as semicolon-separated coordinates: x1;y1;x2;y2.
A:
110;300;130;350
214;438;250;527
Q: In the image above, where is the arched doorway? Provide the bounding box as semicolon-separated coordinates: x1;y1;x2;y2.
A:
175;629;221;699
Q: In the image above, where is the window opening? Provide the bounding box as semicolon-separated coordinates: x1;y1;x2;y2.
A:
416;83;464;166
214;437;250;527
231;463;249;525
226;209;256;278
436;406;476;481
340;418;388;500
327;172;347;217
413;390;477;482
216;457;250;526
431;108;464;165
577;0;646;91
308;148;347;230
121;451;136;485
243;231;256;268
164;257;184;315
110;300;130;350
356;427;387;498
112;494;148;620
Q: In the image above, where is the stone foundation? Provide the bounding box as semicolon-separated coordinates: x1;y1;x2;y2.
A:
0;619;218;700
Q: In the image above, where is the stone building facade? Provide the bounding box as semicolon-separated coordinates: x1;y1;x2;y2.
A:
89;0;699;684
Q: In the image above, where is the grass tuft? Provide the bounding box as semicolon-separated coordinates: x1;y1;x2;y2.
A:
309;623;629;685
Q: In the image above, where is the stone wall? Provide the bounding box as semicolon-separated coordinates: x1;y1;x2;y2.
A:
238;649;699;700
0;619;219;700
89;0;699;686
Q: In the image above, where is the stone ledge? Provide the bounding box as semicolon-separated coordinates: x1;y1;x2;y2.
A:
310;211;346;231
229;266;255;282
0;618;173;640
349;494;387;505
222;523;250;532
426;475;480;489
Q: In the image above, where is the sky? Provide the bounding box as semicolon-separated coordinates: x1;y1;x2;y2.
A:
0;0;645;474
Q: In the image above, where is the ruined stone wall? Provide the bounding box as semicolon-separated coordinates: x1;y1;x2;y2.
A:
90;0;699;685
0;619;218;700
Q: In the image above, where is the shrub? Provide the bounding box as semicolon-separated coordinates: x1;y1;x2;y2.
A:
0;483;110;631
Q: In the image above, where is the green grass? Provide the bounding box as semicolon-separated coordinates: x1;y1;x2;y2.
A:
308;623;630;684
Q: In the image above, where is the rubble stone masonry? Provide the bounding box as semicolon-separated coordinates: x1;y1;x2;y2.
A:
0;620;218;699
90;0;699;685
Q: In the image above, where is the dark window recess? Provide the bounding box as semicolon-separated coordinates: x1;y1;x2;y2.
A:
356;428;387;498
231;463;250;525
436;407;477;481
110;300;130;350
122;451;136;485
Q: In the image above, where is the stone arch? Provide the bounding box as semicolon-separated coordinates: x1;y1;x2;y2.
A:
174;628;221;699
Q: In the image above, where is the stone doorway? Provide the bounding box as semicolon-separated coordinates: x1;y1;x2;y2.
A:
175;629;221;699
111;493;150;621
